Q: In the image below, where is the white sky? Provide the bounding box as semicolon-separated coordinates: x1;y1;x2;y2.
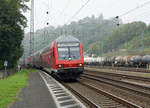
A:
24;0;150;32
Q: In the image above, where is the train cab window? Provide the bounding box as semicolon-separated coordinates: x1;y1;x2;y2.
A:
57;42;81;60
70;47;81;60
57;47;81;60
58;47;69;60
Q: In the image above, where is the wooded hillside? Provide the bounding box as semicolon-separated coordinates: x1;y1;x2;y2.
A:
23;14;150;57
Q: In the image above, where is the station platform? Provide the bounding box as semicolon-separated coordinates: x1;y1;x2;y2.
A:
10;72;57;108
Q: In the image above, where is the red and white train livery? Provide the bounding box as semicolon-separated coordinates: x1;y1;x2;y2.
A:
27;36;84;80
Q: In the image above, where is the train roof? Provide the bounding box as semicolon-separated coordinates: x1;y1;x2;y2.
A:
56;35;80;43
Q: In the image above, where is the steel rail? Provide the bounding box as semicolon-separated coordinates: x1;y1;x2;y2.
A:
85;72;150;91
85;65;150;73
62;83;100;108
85;69;150;82
78;81;142;108
81;74;150;98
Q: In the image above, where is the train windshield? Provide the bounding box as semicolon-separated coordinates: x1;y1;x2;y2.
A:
57;43;81;60
58;48;69;60
69;47;80;60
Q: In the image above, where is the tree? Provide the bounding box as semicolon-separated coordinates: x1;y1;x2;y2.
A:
0;0;29;68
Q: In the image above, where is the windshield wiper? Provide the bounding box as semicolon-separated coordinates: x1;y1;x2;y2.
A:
63;55;69;60
71;54;76;59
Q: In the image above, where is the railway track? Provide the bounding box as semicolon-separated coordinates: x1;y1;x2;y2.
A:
85;69;150;82
62;81;141;108
82;72;150;98
86;65;150;73
43;69;150;107
62;83;99;108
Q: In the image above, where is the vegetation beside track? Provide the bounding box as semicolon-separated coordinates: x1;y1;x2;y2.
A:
0;69;32;108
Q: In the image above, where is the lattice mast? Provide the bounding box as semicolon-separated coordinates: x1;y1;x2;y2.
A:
29;0;34;64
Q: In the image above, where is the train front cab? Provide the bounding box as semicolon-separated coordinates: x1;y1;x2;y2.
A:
53;41;84;80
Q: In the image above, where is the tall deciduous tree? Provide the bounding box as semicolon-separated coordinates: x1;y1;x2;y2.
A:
0;0;29;68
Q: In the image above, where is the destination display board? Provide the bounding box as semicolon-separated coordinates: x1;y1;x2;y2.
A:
57;43;80;47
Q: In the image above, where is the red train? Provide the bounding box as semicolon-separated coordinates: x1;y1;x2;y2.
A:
25;36;84;80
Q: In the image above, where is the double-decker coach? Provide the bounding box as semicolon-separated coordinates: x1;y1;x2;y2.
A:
25;56;31;67
40;35;84;80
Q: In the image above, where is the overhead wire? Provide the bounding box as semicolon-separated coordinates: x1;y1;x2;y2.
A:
58;0;70;17
46;0;51;26
114;0;150;26
49;8;70;25
66;0;91;24
71;0;91;18
116;1;150;53
39;0;91;27
51;0;71;26
124;9;150;24
118;0;150;17
38;0;52;26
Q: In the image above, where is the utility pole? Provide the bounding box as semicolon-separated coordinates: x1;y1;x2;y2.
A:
29;0;34;65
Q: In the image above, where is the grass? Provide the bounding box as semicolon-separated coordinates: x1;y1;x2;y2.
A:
0;69;30;108
29;69;38;73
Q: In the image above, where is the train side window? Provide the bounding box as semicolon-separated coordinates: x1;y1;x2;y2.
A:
53;51;54;56
49;56;51;66
51;50;54;57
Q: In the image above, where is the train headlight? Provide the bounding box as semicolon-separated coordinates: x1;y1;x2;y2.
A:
58;64;63;68
78;63;82;67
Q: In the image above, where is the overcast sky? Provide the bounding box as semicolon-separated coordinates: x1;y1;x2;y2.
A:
24;0;150;32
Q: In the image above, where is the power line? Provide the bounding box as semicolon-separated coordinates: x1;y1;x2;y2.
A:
58;0;70;17
66;0;91;24
46;0;51;25
39;0;52;26
124;9;150;23
72;0;91;18
51;0;70;26
114;0;150;26
119;0;150;17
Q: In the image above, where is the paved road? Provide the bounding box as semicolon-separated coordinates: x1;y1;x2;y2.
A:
10;72;57;108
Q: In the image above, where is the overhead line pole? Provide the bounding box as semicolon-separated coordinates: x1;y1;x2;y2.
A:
30;0;34;65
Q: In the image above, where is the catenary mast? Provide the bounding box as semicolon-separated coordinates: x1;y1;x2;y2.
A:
29;0;34;65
